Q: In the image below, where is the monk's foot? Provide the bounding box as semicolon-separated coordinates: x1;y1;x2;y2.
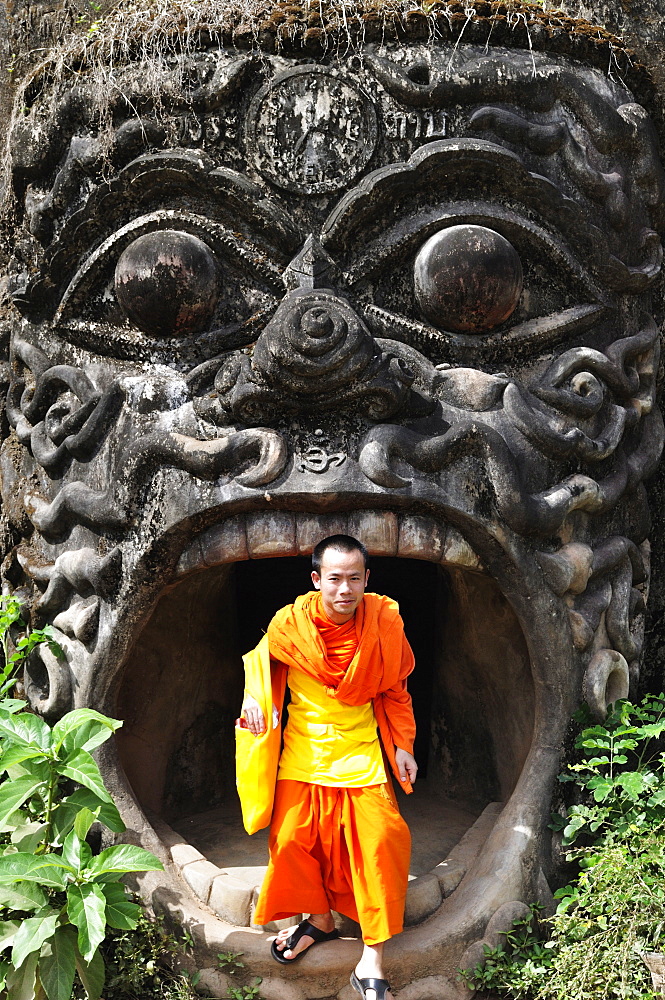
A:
272;913;336;962
351;969;393;1000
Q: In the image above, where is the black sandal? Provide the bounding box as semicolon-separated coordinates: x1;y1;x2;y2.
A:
350;971;392;999
270;919;339;964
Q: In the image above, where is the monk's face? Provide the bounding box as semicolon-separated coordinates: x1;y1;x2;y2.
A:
311;548;370;623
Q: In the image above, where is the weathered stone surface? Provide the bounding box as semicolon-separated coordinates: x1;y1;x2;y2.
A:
433;803;503;893
397;515;446;563
404;873;443;925
196;968;229;999
396;977;462;1000
347;511;399;556
258;979;307;1000
181;859;221;903
209;873;254;925
483;901;531;950
247;512;298;558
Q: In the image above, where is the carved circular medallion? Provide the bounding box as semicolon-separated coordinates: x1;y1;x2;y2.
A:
246;66;377;195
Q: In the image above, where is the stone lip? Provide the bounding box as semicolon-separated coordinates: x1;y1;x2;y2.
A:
89;502;570;992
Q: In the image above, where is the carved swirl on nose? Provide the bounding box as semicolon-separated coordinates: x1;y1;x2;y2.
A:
253;293;376;394
290;306;345;355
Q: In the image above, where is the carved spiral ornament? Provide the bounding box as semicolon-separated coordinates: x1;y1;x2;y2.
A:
252;291;377;394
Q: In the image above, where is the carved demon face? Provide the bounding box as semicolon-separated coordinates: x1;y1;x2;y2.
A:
1;19;663;997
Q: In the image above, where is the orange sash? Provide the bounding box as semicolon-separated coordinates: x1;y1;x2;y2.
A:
267;591;416;791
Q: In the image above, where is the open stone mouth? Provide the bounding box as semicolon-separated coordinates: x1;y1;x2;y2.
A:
4;15;662;997
93;506;547;984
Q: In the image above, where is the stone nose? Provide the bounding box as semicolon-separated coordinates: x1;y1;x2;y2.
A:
283;234;339;291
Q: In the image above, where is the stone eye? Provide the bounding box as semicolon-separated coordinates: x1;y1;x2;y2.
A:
414;224;523;334
114;230;219;337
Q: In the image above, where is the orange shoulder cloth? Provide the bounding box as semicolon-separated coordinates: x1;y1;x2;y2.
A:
267;592;416;790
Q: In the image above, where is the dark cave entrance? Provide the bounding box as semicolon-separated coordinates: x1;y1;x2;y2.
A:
115;551;534;878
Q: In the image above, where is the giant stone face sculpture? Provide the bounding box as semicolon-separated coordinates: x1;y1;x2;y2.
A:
1;4;663;996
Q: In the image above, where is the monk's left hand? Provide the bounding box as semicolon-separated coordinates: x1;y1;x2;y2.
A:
395;747;418;785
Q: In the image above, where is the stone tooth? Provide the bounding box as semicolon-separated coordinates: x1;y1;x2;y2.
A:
296;512;349;553
347;510;398;555
404;871;442;925
199;514;249;565
181;858;221;904
175;537;205;577
441;526;483;570
247;511;297;558
175;510;492;575
397;514;446;561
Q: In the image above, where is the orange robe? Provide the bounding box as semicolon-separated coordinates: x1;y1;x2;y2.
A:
245;592;415;945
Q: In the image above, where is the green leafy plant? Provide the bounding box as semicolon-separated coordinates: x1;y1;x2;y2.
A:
0;702;164;1000
0;595;63;702
227;978;263;1000
94;906;216;1000
218;950;245;975
552;695;665;846
458;906;554;997
460;695;665;999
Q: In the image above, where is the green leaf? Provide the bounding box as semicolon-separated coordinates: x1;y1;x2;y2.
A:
73;808;98;843
12;911;60;969
0;853;71;889
52;711;121;758
59;752;113;804
616;771;645;798
5;947;38;1000
85;844;163;880
590;779;613;802
101;883;140;930
9;758;50;785
52;790;124;842
0;807;28;835
62;831;83;872
0;699;28;715
0;920;21;952
0;882;47;912
74;943;104;1000
11;823;47;854
66;884;106;963
39;925;76;1000
0;746;48;773
0;777;45;827
0;713;50;750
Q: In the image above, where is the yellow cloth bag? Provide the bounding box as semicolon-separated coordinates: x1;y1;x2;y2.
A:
235;635;286;834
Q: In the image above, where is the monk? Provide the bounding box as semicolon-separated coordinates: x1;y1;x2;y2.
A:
237;534;417;1000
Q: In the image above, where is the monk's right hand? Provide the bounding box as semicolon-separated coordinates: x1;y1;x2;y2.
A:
241;695;266;736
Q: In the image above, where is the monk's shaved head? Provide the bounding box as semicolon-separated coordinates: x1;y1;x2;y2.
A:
312;535;369;574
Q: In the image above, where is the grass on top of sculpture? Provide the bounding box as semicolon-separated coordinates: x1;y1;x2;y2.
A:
5;0;637;109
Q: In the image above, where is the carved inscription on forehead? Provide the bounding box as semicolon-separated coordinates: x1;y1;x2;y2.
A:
246;65;378;194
